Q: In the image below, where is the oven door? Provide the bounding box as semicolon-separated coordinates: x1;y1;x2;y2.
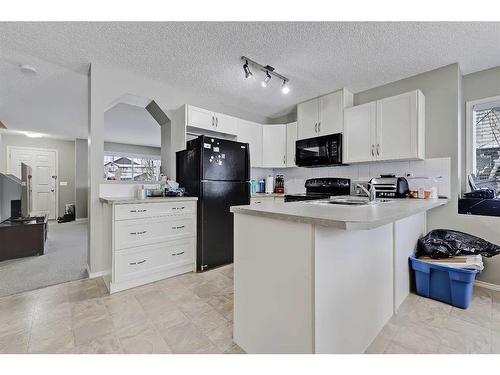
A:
295;133;342;167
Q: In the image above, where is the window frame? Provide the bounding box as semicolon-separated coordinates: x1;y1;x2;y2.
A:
465;94;500;191
103;151;161;182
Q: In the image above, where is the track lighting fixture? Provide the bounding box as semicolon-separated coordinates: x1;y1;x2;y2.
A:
281;80;290;94
241;56;289;94
261;71;271;87
243;60;252;79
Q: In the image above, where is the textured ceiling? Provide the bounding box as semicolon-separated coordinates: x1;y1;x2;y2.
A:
1;22;500;140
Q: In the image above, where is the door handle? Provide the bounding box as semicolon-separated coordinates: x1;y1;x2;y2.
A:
216;117;218;127
371;145;375;157
212;116;214;127
283;155;286;165
376;144;380;156
314;123;318;133
318;122;321;133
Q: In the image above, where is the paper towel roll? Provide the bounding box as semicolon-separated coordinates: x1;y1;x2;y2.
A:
265;176;274;194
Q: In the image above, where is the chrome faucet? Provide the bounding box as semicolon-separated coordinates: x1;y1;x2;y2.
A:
356;183;376;202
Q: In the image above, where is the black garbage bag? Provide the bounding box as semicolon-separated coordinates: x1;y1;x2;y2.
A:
417;229;500;259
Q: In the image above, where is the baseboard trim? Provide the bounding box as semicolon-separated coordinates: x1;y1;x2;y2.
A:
86;264;110;279
474;280;500;292
75;218;88;222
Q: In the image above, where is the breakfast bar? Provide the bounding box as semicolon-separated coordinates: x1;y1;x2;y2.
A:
230;198;447;354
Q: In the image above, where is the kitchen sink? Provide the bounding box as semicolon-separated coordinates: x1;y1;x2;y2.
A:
306;196;391;206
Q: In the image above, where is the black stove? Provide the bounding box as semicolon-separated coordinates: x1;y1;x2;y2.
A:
285;178;351;202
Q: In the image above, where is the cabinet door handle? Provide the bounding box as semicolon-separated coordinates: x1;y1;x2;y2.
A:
172;251;185;256
172;225;185;230
371;145;375;157
283;155;286;165
314;123;318;133
318;122;321;133
129;259;147;265
376;144;380;156
216;117;218;127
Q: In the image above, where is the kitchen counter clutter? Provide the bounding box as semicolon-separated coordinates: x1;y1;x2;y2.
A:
232;197;447;230
231;197;448;354
100;196;197;293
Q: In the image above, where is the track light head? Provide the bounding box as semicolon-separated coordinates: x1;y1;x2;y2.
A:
261;71;271;88
243;60;252;79
281;80;290;94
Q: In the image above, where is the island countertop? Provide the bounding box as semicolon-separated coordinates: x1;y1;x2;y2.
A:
230;198;448;230
100;196;198;205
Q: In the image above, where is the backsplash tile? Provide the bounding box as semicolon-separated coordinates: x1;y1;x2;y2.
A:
258;157;451;197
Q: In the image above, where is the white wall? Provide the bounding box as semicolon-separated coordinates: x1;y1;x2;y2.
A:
88;62;190;275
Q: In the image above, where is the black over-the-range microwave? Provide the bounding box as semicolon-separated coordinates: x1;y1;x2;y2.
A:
295;133;343;167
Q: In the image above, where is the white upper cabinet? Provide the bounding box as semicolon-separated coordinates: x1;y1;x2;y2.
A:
344;102;377;163
187;105;236;135
376;90;425;161
237;120;263;168
297;88;353;140
262;125;287;168
286;122;298;167
297;98;319;140
343;90;425;163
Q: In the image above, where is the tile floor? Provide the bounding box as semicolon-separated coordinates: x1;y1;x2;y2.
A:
1;263;499;354
0;264;243;354
366;286;500;354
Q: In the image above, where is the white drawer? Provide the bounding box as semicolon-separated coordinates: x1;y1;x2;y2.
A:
114;201;196;221
114;239;194;283
114;216;194;250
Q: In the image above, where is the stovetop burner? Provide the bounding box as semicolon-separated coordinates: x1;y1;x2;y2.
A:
284;178;351;202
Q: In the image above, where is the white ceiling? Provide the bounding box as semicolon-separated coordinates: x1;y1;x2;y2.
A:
104;103;161;147
1;22;500;143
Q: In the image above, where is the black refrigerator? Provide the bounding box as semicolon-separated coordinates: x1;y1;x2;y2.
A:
176;135;250;271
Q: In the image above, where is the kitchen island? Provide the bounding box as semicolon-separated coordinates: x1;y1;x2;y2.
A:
230;198;447;354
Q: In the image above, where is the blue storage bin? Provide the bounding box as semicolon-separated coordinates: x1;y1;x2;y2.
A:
410;255;479;309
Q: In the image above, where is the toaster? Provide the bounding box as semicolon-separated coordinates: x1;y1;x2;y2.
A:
370;175;410;198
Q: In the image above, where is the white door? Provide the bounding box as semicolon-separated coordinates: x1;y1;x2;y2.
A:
237;120;263;167
8;147;57;219
187;105;215;131
343;102;377;163
262;125;287;168
318;91;343;135
297;98;319;140
376;91;418;161
286;122;298;167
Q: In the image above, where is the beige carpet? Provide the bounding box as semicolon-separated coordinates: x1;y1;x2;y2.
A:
0;220;88;297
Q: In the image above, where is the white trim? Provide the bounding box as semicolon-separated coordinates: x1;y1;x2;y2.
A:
465;94;500;192
86;264;110;279
474;279;500;292
6;145;59;219
75;217;88;222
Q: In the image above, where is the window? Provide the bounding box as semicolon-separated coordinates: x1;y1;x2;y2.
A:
467;97;500;193
104;154;161;181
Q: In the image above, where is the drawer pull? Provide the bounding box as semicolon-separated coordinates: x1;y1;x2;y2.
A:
130;231;147;235
129;209;147;213
129;259;147;265
173;206;185;210
172;225;185;230
172;251;185;256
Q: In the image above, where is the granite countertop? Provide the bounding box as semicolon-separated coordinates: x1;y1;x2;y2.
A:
100;196;198;204
231;198;448;230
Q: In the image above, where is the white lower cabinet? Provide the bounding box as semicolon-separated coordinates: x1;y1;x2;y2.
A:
104;199;197;293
